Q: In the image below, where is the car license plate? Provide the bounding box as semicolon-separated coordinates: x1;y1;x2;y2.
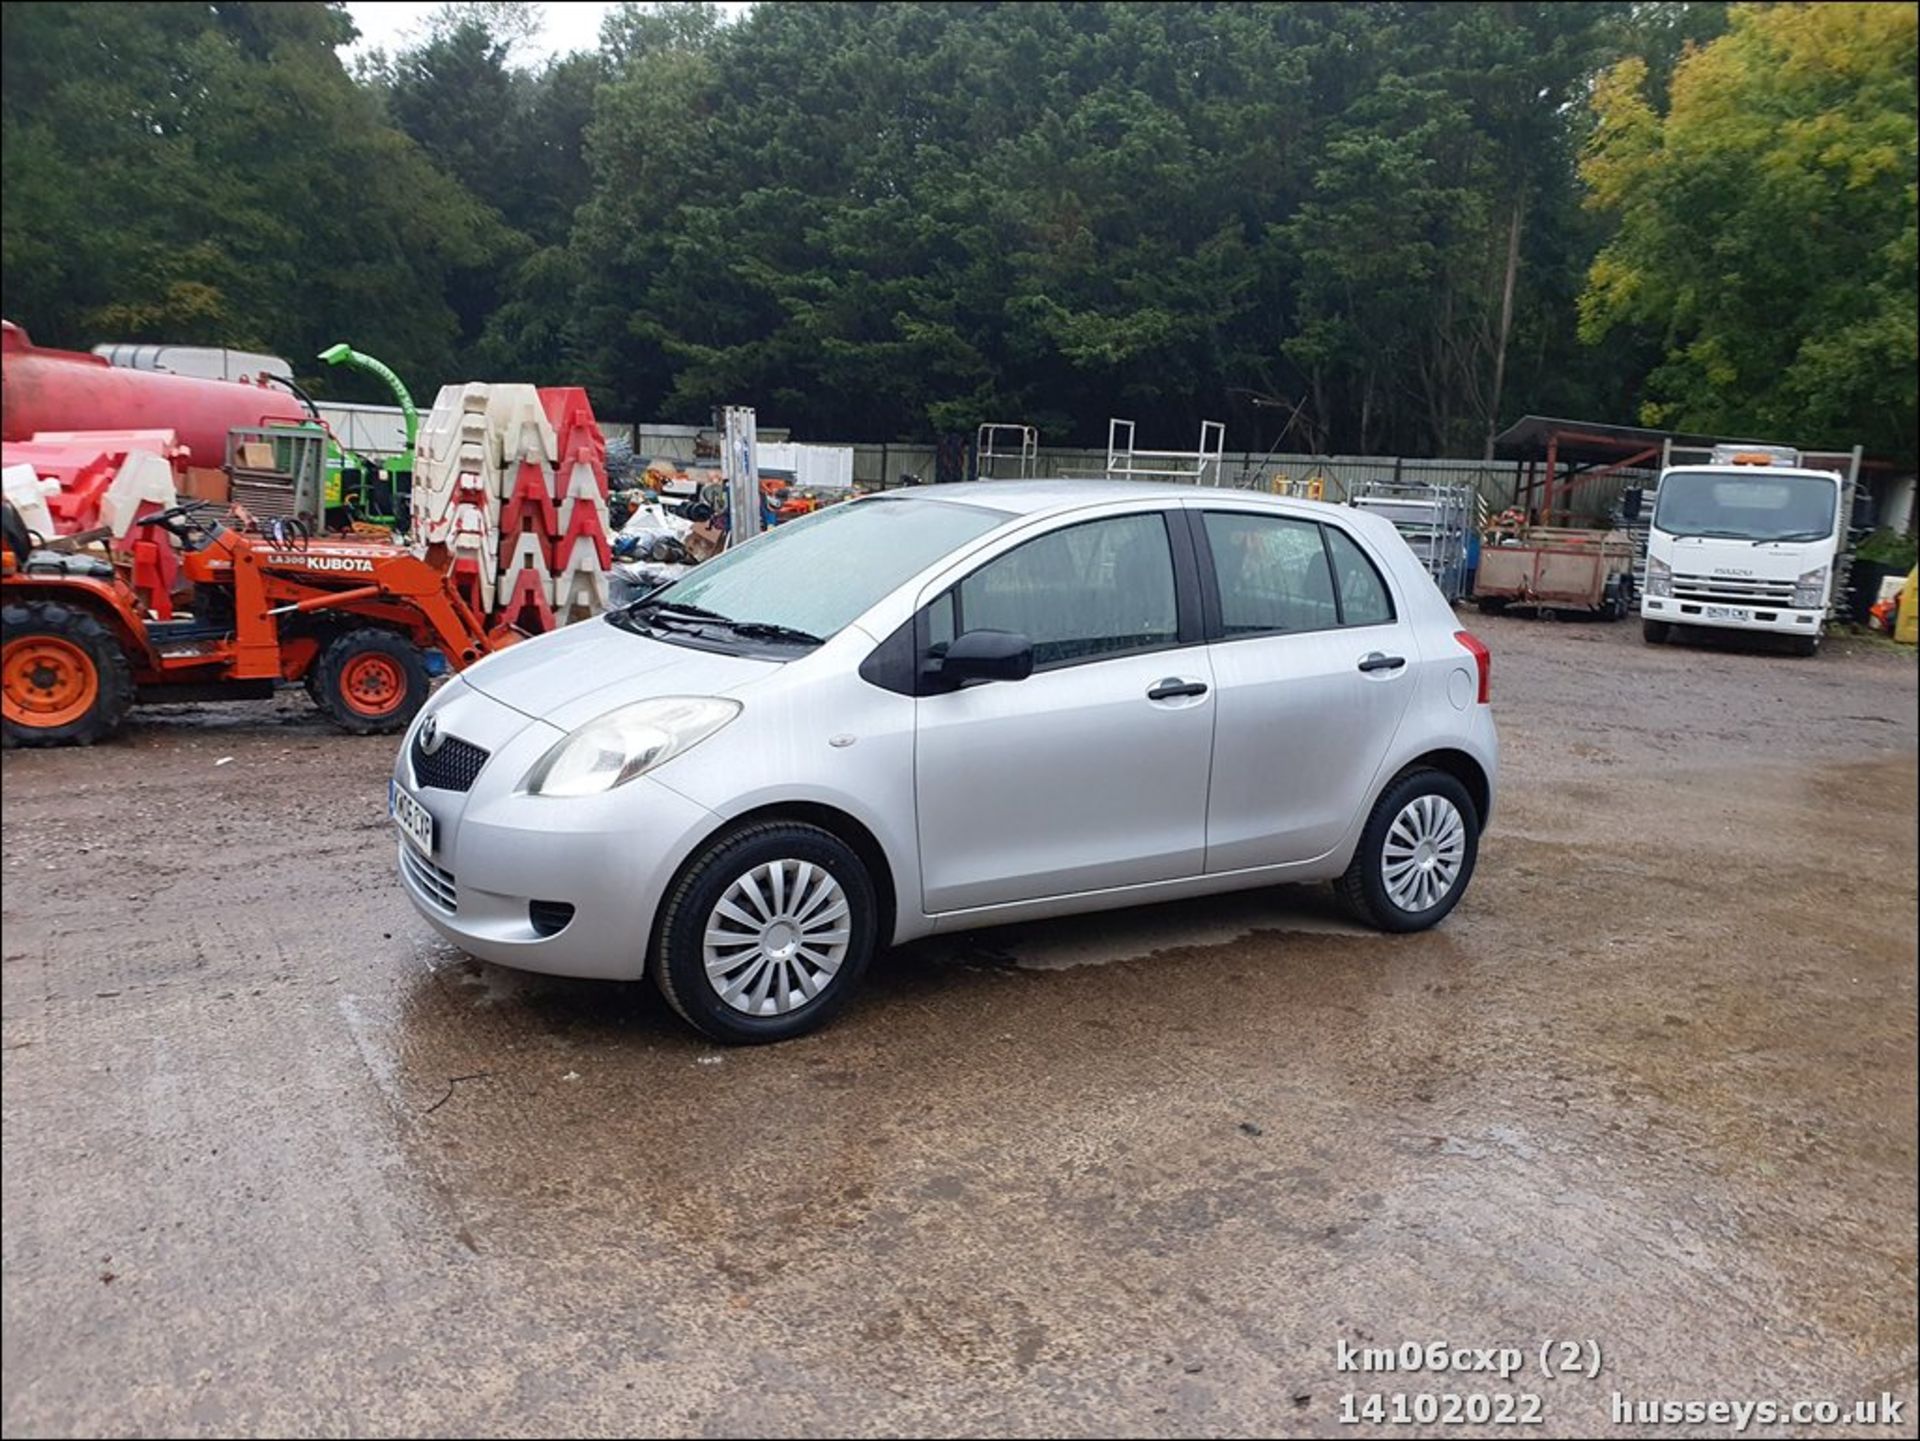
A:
389;780;434;857
1705;605;1746;621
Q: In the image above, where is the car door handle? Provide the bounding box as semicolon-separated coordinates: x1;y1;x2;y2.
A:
1357;652;1406;673
1147;678;1209;700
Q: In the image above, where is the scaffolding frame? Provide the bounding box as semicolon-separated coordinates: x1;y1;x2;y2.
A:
1106;418;1227;486
1350;479;1476;602
975;423;1038;480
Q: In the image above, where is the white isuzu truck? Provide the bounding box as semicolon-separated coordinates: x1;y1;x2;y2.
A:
1640;442;1859;657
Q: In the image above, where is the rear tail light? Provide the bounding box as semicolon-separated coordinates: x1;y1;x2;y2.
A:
1454;630;1490;703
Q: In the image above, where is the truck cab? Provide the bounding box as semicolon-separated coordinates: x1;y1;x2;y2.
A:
1640;444;1845;657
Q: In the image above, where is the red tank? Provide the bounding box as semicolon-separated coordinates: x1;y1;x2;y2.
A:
2;320;307;468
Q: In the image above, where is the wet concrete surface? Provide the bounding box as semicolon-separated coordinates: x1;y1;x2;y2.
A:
3;615;1915;1437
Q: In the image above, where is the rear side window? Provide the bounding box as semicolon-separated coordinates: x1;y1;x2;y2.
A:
1203;512;1338;634
954;513;1178;668
1324;526;1395;626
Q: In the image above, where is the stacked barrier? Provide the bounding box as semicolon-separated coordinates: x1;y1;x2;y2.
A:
411;383;612;633
493;385;560;634
543;387;611;623
413;384;498;616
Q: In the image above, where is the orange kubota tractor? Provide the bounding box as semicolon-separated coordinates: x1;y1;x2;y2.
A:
2;498;512;747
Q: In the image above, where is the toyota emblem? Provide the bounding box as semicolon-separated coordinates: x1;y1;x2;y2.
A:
419;715;444;755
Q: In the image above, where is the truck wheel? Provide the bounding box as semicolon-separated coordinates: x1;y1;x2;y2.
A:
1;600;134;748
311;628;428;735
1642;618;1670;645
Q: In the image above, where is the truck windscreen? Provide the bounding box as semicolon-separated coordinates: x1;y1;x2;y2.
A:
1653;470;1836;543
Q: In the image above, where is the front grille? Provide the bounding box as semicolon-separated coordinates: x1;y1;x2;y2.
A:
399;844;457;913
1672;572;1796;606
411;732;490;792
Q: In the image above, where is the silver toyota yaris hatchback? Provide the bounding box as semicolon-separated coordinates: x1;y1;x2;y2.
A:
392;481;1496;1043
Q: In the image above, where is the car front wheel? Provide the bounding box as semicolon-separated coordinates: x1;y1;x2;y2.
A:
651;821;878;1043
1337;769;1480;933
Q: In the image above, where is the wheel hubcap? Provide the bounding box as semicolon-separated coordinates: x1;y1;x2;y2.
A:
1382;794;1466;912
703;859;851;1016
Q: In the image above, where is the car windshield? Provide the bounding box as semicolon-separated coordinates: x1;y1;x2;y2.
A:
1653;469;1837;543
611;495;1008;648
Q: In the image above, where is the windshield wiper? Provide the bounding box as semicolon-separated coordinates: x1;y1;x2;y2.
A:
619;599;821;647
714;619;823;646
632;600;728;624
1750;531;1830;545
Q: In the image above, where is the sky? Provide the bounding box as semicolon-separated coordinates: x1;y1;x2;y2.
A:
343;2;749;66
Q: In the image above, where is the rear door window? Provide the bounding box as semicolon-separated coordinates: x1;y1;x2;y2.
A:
1202;512;1339;634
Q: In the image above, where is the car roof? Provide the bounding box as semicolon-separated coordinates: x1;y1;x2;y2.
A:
876;479;1344;520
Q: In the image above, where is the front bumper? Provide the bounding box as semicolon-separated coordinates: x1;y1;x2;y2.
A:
1642;595;1823;635
389;681;719;981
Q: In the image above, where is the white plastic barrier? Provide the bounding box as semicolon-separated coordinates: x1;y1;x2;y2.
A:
99;450;179;537
3;463;59;539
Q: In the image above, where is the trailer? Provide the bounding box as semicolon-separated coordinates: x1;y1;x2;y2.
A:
1474;525;1637;618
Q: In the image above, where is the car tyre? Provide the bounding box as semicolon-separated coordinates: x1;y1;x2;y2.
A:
1336;769;1480;934
652;821;878;1044
1642;618;1671;645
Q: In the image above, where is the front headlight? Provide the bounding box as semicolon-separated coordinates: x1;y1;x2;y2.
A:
521;696;741;797
1792;565;1828;610
1646;555;1672;598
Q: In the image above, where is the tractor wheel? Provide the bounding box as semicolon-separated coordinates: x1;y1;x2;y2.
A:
311;628;428;735
1;600;134;748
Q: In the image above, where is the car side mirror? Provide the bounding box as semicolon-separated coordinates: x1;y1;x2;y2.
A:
1851;491;1876;529
939;628;1034;683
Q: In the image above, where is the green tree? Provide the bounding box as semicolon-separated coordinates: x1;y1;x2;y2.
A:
1580;2;1919;460
1;0;515;397
559;1;1639;448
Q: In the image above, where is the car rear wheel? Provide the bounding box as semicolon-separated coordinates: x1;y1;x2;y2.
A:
652;822;878;1044
1337;769;1480;933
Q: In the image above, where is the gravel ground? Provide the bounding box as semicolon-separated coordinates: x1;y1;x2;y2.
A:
3;613;1915;1438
